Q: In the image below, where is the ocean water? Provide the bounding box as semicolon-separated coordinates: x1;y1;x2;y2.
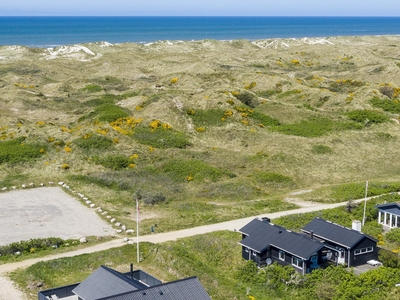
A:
1;17;400;47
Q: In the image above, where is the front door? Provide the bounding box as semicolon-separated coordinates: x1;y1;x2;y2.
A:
337;249;345;264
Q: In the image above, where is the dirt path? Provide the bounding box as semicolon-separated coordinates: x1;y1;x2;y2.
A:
0;198;368;299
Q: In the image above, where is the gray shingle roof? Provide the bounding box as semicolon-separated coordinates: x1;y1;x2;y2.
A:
72;266;146;300
239;219;324;260
96;277;211;300
302;217;377;249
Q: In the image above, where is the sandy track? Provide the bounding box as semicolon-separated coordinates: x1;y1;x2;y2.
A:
0;197;369;299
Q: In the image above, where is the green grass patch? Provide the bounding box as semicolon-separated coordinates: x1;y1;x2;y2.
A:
82;84;102;93
197;181;264;200
92;155;132;170
188;109;226;127
330;182;400;202
162;159;235;182
346;109;389;124
276;89;302;98
256;89;282;98
248;110;280;126
93;104;130;122
73;135;114;151
311;144;333;154
0;137;47;164
271;117;362;137
253;171;295;187
132;127;191;149
370;96;400;113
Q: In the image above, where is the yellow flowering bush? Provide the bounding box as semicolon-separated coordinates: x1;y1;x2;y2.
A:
64;146;72;153
130;154;139;159
196;127;206;132
61;163;70;170
150;120;161;130
170;77;179;83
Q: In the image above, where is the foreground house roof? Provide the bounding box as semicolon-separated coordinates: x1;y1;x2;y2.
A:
239;218;324;260
302;217;377;249
72;266;147;300
98;277;211;300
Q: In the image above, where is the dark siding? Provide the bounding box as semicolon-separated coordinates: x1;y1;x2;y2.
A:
350;238;378;267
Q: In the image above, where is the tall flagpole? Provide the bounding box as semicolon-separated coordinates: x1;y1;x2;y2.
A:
136;198;139;263
362;180;368;226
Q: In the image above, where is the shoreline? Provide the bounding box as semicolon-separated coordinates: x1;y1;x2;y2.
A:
1;34;400;49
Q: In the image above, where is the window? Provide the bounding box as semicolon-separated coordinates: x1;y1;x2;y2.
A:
379;211;384;224
292;256;303;268
279;250;285;261
244;248;249;253
355;246;374;255
252;251;257;257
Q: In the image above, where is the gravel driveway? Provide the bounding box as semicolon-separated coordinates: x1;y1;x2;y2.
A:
0;187;113;246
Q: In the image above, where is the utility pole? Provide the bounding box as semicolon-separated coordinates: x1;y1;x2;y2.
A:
136;198;140;263
362;180;368;226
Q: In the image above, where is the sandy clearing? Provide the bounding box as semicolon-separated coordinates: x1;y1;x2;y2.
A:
0;187;114;246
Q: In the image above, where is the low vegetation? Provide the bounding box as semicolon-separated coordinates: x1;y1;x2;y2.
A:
10;193;400;300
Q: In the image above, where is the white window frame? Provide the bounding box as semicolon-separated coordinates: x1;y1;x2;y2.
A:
244;247;249;253
354;246;374;255
252;250;257;257
279;250;285;261
291;256;303;268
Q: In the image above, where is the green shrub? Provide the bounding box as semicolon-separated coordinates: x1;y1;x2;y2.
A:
162;159;235;182
136;190;167;205
234;91;259;108
385;228;400;245
94;104;130;122
82;84;102;93
370;97;400;113
378;248;400;268
189;109;226;127
0;137;47;164
311;144;333;154
0;237;68;256
346;110;389;124
92;155;130;170
73;135;113;150
133;127;191;149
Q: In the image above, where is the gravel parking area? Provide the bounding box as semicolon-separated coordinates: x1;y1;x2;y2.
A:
0;187;113;246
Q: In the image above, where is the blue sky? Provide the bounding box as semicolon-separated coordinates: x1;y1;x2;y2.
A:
1;0;400;16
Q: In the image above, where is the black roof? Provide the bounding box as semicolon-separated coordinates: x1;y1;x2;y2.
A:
72;266;147;300
302;218;377;249
375;202;400;216
96;277;211;300
239;219;324;260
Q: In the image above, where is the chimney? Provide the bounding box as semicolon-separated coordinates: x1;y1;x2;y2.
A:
352;220;362;232
310;230;314;239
